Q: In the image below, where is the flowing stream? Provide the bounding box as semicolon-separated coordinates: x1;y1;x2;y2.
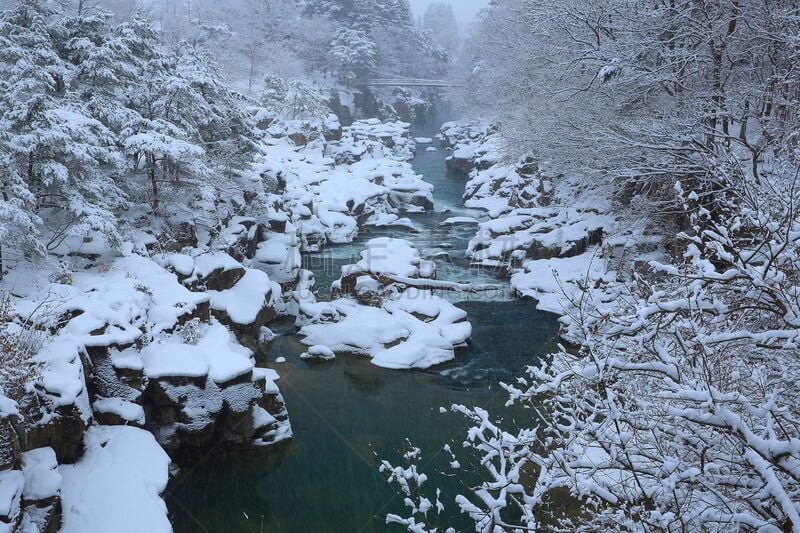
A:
168;119;560;532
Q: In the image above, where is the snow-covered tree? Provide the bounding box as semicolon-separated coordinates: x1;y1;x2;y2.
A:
0;1;127;254
260;75;330;120
328;28;378;85
420;2;459;55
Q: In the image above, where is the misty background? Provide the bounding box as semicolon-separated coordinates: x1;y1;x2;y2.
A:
409;0;488;25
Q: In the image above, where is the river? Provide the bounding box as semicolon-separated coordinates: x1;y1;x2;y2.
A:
167;119;560;532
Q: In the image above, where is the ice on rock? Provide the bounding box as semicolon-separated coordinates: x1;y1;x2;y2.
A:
61;426;171;533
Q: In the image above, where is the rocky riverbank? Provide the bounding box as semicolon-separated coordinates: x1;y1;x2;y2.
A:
438;121;668;316
0;116;437;532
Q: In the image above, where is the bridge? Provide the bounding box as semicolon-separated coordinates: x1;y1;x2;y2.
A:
360;78;459;88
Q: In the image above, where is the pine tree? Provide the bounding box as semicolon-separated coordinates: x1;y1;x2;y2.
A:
0;1;126;256
328;28;378;85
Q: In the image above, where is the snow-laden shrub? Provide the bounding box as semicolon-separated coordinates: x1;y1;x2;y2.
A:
0;293;43;402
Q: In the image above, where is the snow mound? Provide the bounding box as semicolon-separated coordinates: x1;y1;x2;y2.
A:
300;345;336;361
21;448;61;501
139;321;254;383
61;426;171;533
510;249;608;314
298;288;471;370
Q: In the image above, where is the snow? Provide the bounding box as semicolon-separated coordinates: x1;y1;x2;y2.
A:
33;340;91;418
166;253;194;276
61;426;171;533
300;345;336;360
0;393;19;420
341;237;427;278
208;268;280;325
141;342;207;379
93;397;146;425
258;119;432;251
20;448;61;501
184;251;243;283
0;470;23;526
511;250;607;314
56;255;210;347
299;288;471;369
140;322;254;383
441;216;480;226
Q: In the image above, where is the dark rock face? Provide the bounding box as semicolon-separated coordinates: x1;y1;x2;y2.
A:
327;92;355;126
446;155;475;176
141;372;288;463
23;405;87;465
327;88;398;127
21;498;61;533
193;265;246;292
288;132;307;147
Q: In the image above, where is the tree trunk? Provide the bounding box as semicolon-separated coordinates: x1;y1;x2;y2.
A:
148;152;159;211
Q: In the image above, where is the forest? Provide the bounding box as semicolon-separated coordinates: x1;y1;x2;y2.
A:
0;0;798;532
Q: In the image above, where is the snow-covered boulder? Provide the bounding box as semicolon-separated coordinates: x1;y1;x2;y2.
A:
335;238;437;304
252;368;292;446
60;426;171;533
18;447;62;533
468;207;609;267
0;470;23;532
438;121;501;175
300;345;336;361
298;288;471;370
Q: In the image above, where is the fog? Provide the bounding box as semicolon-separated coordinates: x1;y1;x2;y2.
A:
408;0;489;25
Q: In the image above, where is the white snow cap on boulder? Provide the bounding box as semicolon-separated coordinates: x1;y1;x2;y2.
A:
342;237;425;278
61;426;171;533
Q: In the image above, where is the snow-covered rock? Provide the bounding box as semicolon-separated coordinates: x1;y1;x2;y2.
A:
335;238;437;305
300;345;336;361
511;250;608;314
0;470;23;532
20;448;60;502
60;426;171;533
258;119;433;252
299;288;471;370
